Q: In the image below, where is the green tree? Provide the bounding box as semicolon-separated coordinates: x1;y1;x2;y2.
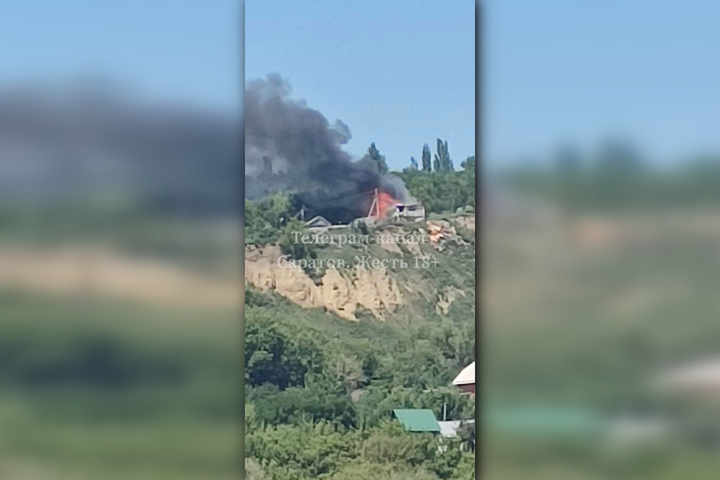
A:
366;142;389;174
245;422;361;480
410;157;419;171
245;284;272;307
434;139;453;172
456;421;475;453
330;463;439;480
422;144;432;172
449;453;475;480
245;403;258;432
278;219;317;265
245;193;295;245
244;310;323;390
249;384;357;428
400;153;475;213
333;355;368;393
361;421;462;480
245;458;268;480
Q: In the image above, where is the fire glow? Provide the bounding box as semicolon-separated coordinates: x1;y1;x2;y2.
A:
367;189;400;218
377;191;399;218
246;74;412;224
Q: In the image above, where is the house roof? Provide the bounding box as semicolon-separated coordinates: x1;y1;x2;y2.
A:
453;361;475;386
306;215;331;227
393;409;441;432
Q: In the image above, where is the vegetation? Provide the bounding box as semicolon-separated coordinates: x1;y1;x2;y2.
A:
0;293;242;479
244;140;476;247
242;138;477;479
422;144;433;172
245;193;296;245
433;139;454;172
364;142;389;174
245;283;476;480
500;140;720;212
246;419;473;480
484;144;720;479
398;154;475;215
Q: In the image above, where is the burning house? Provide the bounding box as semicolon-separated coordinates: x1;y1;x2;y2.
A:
305;215;332;229
245;74;414;225
364;189;425;222
391;202;425;221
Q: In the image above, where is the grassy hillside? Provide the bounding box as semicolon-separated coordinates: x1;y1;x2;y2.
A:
244;215;477;480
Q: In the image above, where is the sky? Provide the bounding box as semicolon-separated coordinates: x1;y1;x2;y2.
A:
485;0;720;168
245;0;476;170
1;1;718;169
0;0;241;109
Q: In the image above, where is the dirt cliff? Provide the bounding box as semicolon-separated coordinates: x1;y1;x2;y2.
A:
245;245;403;321
245;216;475;321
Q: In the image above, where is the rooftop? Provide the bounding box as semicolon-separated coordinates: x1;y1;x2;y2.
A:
453;361;475;386
393;409;441;433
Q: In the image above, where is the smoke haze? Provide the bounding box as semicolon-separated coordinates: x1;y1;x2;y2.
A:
244;73;409;221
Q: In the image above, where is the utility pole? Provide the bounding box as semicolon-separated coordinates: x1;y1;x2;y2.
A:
367;189;379;218
374;189;380;217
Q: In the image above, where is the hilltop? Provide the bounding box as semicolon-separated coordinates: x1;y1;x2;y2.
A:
244;214;475;323
243;213;476;480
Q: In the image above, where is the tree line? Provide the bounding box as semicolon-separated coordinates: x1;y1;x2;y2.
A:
245;290;476;480
397;139;475;215
244;139;475;246
500;138;720;212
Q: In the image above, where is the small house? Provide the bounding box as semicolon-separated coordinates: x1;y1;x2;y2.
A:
393;409;441;433
391;202;425;221
453;361;475;397
438;420;463;438
305;215;332;229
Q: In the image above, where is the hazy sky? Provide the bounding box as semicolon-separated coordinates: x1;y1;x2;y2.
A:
245;0;476;170
247;0;719;168
0;1;241;109
486;0;720;167
2;1;718;169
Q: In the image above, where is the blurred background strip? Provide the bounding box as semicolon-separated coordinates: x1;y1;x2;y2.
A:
0;1;242;479
483;1;720;479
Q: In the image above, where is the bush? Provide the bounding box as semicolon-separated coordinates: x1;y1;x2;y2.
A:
249;384;357;429
245;422;361;480
244;310;324;390
329;463;440;480
278;219;318;274
245;458;268;480
245;193;295;245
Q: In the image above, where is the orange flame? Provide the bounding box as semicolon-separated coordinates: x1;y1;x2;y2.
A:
377;191;398;218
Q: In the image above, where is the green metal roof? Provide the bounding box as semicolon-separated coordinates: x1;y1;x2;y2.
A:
393;409;441;432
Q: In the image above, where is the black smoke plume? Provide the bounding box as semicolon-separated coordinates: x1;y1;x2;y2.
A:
245;73;408;223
